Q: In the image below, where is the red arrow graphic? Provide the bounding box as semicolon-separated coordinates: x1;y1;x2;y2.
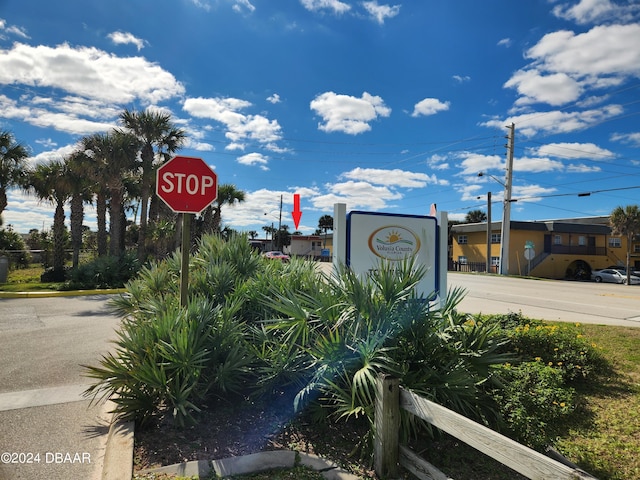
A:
292;193;302;230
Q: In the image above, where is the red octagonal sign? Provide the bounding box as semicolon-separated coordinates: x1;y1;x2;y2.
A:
156;156;218;214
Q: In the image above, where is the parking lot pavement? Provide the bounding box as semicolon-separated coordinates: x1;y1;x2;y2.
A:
0;395;110;480
0;294;120;480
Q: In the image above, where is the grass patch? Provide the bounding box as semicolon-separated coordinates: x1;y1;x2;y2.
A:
0;264;64;291
552;323;640;480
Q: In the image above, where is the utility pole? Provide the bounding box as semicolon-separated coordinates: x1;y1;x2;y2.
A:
499;123;515;275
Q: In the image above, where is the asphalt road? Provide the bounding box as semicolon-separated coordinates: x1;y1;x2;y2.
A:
0;295;120;480
448;272;640;327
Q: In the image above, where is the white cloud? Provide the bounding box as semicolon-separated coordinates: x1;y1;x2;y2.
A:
300;0;351;14
566;163;602;173
481;104;623;137
361;1;401;24
458;183;484;202
340;167;443;188
411;98;450;117
0;19;29;39
427;154;449;170
611;131;640;146
310;91;391;134
266;93;281;104
183;96;283;150
312;180;403;210
453;75;471;83
511;184;558;202
505;24;640;108
0;93;116;135
529;142;615;160
552;0;640;25
513;156;564;173
0;42;184;107
237;152;269;170
497;38;512;47
456;152;504;176
505;69;582;107
527;24;640;80
190;0;212;11
27;143;79;166
233;0;256;13
107;31;147;51
224;188;303;228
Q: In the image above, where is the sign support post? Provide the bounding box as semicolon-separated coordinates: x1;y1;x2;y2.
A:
156;156;218;308
180;213;192;307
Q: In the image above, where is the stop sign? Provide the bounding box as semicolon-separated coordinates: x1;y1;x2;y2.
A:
156;156;218;214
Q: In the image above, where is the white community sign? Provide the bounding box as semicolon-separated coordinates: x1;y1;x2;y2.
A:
332;204;447;306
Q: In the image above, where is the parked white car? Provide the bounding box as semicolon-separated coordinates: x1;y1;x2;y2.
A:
591;269;640;285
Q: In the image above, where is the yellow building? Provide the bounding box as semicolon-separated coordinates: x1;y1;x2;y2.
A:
450;216;639;279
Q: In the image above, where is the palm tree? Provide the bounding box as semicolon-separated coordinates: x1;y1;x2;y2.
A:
29;160;71;280
81;133;113;257
106;130;140;256
610;205;640;286
465;209;487;223
209;184;246;233
119;109;186;261
0;130;29;219
65;150;94;268
318;214;333;248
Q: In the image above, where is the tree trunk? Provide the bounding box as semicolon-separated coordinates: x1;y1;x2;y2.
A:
109;187;123;257
52;201;66;279
70;193;84;268
96;191;108;257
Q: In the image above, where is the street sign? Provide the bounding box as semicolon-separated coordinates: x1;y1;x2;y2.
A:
156;156;218;214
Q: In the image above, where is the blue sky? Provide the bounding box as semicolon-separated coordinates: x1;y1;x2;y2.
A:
1;0;640;235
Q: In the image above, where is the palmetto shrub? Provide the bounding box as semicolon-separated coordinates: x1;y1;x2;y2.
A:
254;259;514;453
84;234;321;426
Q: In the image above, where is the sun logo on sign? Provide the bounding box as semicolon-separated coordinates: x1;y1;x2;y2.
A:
385;230;402;244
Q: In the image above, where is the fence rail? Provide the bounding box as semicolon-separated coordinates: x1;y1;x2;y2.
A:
374;374;598;480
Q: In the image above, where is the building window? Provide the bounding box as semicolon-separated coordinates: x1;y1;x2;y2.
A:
578;236;586;246
554;235;562;245
458;256;468;265
635;244;640;253
609;237;622;248
490;256;500;266
491;233;501;244
458;235;468;245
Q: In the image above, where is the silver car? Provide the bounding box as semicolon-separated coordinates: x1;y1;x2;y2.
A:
591;269;640;285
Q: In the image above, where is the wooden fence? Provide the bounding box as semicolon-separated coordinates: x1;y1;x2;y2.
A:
374;374;598;480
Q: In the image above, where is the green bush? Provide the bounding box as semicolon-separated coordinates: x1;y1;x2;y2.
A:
254;260;514;454
85;234;321;426
63;252;140;289
84;297;252;426
0;227;31;268
505;319;606;383
492;361;575;449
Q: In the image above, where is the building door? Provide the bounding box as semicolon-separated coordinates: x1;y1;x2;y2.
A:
544;234;552;253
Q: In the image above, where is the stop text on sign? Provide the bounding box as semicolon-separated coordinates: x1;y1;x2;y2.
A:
159;172;215;196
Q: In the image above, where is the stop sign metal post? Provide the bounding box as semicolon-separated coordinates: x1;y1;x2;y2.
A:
156;156;218;306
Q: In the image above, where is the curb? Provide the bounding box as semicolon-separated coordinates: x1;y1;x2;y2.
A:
137;450;362;479
103;415;362;480
0;288;125;298
101;414;135;480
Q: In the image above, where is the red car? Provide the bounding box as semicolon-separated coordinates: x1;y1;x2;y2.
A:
262;251;290;262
